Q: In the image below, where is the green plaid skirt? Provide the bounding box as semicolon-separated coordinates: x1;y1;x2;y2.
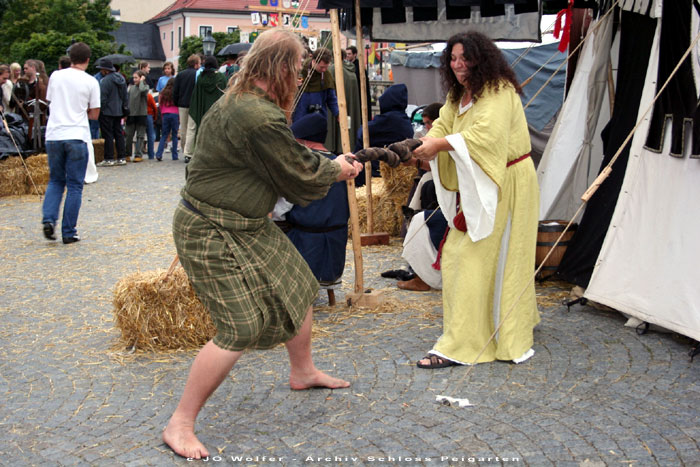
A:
172;191;319;351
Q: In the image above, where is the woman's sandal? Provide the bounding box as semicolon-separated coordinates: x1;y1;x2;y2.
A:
416;355;459;369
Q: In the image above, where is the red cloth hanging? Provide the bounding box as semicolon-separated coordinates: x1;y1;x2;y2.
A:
554;0;574;53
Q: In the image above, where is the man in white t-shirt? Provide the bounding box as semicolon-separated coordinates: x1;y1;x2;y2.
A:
41;42;100;244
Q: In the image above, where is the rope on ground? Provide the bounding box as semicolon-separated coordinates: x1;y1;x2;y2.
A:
443;26;700;401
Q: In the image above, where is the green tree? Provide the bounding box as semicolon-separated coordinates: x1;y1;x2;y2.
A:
0;0;119;73
178;31;241;71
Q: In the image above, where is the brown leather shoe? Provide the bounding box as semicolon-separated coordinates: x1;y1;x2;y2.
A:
397;276;430;291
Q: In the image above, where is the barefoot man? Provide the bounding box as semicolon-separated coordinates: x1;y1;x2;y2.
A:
163;29;363;459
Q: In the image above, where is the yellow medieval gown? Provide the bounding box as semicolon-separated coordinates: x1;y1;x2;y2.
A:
426;82;540;364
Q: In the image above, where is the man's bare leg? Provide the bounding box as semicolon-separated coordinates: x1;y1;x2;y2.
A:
163;340;242;459
286;306;351;390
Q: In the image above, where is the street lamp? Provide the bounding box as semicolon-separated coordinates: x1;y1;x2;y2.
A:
203;31;216;56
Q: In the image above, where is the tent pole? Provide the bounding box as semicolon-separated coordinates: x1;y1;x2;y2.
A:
354;1;374;233
330;9;364;295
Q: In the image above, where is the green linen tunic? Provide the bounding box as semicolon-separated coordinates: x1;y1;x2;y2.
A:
173;88;341;351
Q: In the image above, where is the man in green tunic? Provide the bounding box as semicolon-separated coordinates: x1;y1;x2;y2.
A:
162;29;363;460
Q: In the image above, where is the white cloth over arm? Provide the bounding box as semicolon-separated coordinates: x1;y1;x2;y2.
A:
429;133;498;242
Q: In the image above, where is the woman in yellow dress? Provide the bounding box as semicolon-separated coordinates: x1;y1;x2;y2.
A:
413;31;540;368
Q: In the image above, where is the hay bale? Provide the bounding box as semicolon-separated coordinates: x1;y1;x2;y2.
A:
0;156;28;197
92;139;105;163
113;267;216;351
24;154;48;194
353;163;417;236
354;179;384;235
0;154;48;196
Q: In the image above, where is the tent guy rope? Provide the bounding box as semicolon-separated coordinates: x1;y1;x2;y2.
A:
524;0;621;110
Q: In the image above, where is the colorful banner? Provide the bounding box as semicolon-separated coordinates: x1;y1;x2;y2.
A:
251;12;260;25
301;16;308;28
283;0;291;7
270;13;278;27
282;14;291;27
261;13;268;26
367;43;376;65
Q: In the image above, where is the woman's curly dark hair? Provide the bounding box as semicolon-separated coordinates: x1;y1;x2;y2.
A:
440;31;522;104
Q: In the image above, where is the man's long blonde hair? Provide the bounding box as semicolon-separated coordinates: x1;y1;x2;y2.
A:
228;29;303;114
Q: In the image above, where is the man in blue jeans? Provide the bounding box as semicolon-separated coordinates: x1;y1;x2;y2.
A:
41;42;101;244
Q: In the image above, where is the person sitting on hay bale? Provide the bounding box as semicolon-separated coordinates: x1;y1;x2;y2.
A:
398;208;448;291
272;111;350;302
397;103;446;291
163;29;363;460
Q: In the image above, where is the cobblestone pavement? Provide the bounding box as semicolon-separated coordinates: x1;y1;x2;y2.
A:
0;159;698;467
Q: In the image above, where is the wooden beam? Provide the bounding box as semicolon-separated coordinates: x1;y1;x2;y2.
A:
330;9;364;295
355;0;374;234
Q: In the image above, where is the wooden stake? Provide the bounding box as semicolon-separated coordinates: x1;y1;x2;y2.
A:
353;1;388;247
330;10;364;294
355;1;374;233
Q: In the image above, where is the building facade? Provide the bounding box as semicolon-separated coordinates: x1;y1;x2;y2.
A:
111;0;173;23
147;0;333;67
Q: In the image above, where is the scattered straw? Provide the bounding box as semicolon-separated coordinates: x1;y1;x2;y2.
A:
112;267;215;351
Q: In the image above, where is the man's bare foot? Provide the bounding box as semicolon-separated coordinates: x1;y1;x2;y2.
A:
289;369;351;390
162;414;209;459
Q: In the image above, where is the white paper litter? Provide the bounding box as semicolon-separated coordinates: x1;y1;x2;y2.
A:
436;395;473;407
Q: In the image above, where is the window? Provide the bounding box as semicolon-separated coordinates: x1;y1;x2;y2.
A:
178;26;182;46
170;31;174;51
163;32;166;40
199;26;212;38
227;26;238;34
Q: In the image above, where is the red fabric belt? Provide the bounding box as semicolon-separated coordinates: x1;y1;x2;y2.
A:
507;152;530;167
431;153;531;271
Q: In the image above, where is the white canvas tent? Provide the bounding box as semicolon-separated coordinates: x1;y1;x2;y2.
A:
536;11;615;221
538;0;700;342
584;0;700;341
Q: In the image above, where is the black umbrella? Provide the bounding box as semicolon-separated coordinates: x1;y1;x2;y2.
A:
217;43;252;56
97;54;136;65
